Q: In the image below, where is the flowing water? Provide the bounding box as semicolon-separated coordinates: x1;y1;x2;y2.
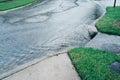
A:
0;0;104;76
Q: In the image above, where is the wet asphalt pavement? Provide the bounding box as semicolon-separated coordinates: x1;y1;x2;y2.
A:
0;0;103;75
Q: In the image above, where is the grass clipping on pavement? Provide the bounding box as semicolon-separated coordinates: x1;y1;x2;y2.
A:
69;47;120;80
96;6;120;36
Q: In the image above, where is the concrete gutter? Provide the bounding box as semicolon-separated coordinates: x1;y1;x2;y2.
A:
0;46;73;80
0;50;67;79
91;2;106;26
2;53;81;80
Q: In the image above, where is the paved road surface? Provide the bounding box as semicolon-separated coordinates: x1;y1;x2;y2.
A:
0;0;102;75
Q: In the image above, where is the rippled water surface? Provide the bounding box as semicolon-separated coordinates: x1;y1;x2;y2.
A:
0;0;104;76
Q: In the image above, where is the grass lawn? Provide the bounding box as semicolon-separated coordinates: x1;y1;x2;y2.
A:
96;6;120;36
0;0;6;2
69;47;120;80
0;0;38;11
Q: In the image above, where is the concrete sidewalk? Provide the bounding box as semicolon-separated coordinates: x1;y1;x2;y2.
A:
2;53;81;80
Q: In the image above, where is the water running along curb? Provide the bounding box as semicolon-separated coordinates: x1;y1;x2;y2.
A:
0;0;105;79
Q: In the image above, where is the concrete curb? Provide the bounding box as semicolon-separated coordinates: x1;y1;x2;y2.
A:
92;2;106;26
0;46;72;79
2;53;81;80
0;51;66;80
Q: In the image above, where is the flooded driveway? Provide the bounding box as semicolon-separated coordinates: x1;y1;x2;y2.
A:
0;0;103;75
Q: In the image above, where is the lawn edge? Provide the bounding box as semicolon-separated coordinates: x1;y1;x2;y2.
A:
67;51;83;80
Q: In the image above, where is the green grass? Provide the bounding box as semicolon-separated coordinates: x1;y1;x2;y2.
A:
96;6;120;36
69;47;120;80
0;0;38;11
0;0;7;2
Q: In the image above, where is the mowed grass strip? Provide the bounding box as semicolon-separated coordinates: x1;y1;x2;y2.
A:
0;0;37;11
0;0;6;2
0;0;5;1
69;47;120;80
96;6;120;36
